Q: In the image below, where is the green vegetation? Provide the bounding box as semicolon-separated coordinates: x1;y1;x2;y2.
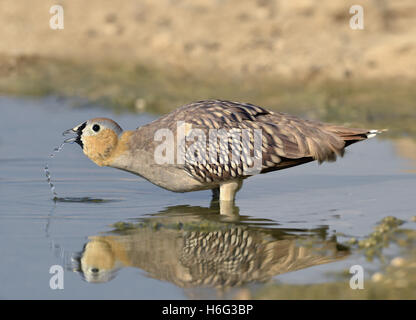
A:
252;216;416;300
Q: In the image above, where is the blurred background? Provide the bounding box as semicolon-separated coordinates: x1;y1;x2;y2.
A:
0;0;415;299
1;0;416;79
1;0;416;143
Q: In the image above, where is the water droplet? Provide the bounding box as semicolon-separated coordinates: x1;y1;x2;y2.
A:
44;141;67;198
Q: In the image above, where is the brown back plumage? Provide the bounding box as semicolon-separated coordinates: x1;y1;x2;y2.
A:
139;100;376;183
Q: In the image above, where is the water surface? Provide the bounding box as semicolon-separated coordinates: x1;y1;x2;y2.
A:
0;96;415;299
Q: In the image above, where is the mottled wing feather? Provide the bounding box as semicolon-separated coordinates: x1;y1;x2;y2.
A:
141;100;369;183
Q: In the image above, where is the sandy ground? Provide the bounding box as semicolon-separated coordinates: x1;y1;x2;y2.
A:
0;0;415;81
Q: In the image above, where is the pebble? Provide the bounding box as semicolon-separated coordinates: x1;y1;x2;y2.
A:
391;257;406;267
371;272;383;282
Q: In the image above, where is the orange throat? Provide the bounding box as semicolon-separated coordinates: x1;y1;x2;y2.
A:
83;130;133;167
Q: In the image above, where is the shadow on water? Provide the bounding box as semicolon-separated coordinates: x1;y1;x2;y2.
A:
52;197;121;204
46;204;349;293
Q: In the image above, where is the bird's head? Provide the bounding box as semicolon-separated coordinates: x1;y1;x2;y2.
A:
63;118;124;166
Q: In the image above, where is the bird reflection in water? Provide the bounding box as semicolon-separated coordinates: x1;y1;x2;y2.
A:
70;204;349;290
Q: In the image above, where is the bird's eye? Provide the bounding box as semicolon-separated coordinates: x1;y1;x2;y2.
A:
92;124;100;132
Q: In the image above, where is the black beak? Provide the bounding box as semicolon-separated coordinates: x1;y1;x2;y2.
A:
63;122;86;148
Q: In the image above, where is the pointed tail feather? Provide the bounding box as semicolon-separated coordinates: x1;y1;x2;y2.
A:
326;126;387;147
366;129;388;139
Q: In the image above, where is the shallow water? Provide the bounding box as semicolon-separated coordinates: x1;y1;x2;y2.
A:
0;96;415;299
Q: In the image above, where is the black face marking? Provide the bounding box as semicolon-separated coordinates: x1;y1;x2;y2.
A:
92;124;100;132
75;122;87;149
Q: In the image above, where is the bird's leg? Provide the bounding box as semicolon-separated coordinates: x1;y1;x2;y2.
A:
209;187;220;209
211;187;220;201
219;180;243;216
219;201;239;217
219;180;242;202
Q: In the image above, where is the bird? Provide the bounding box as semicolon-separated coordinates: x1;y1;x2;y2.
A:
73;205;347;286
63;99;383;213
